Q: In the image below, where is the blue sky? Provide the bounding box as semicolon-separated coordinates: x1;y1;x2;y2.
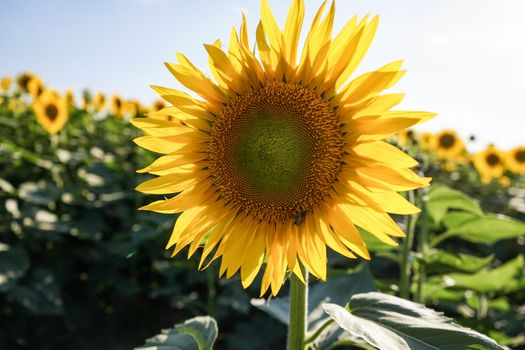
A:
2;0;524;150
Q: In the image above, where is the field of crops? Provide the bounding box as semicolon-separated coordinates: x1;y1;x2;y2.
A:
0;71;524;350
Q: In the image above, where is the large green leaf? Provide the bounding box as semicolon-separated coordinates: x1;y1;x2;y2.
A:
444;213;525;244
426;185;483;224
135;316;218;350
324;292;504;350
251;264;376;330
425;250;494;273
442;255;524;293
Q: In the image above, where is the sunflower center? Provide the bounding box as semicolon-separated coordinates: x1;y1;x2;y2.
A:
45;104;59;121
515;150;525;163
439;134;455;148
486;153;500;166
210;81;343;223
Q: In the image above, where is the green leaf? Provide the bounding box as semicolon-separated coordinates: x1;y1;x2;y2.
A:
251;264;376;330
135;316;218;350
323;292;504;350
425;250;494;273
444;213;525;244
0;245;30;293
442;255;524;293
426;184;483;224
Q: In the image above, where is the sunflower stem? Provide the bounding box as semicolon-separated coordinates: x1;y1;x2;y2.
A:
399;190;418;299
287;266;308;350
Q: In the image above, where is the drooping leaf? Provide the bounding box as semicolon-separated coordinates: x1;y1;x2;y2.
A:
444;213;525;244
442;255;524;293
324;292;504;350
135;316;218;350
251;264;376;330
425;250;494;273
426;185;483;224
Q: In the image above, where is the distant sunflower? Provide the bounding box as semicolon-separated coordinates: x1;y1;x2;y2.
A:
418;131;433;150
1;76;12;93
148;100;174;121
94;92;106;112
430;129;465;161
33;90;68;134
28;77;45;99
65;88;75;109
110;95;124;117
396;129;415;146
133;0;433;295
473;145;507;184
505;146;525;175
125;99;142;117
17;72;35;92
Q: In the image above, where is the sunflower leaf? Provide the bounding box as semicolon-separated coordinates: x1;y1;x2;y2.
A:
426;184;483;224
251;264;376;330
135;316;218;350
323;292;505;350
443;213;525;244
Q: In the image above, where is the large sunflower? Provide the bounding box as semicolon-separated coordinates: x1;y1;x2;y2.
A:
33;90;68;134
133;0;433;296
473;145;507;184
506;146;525;174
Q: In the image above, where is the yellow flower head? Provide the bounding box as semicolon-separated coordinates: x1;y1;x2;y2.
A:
506;146;525;174
28;77;45;99
1;76;12;93
65;88;75;109
94;92;106;112
430;129;465;161
396;129;416;147
111;95;124;118
125;99;142;117
418;131;433;150
33;90;69;134
473;145;507;184
133;0;433;296
16;72;35;92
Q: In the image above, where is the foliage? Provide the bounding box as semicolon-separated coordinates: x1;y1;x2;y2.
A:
1;84;525;349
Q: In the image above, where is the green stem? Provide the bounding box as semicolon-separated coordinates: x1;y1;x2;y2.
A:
399;190;418;299
416;195;429;303
287;266;308;350
304;318;333;346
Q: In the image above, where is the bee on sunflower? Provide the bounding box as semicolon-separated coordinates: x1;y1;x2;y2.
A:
33;90;69;134
133;0;433;296
506;146;525;174
473;145;508;184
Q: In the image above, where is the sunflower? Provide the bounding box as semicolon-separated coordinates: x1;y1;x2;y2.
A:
396;129;415;147
505;146;525;175
148;100;174;121
28;77;45;99
94;92;106;112
1;76;12;93
33;90;68;134
473;145;507;184
430;129;465;161
133;0;433;296
418;131;433;150
16;72;35;92
65;88;75;109
111;95;124;117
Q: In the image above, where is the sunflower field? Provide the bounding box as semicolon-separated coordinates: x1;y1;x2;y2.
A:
2;2;525;350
